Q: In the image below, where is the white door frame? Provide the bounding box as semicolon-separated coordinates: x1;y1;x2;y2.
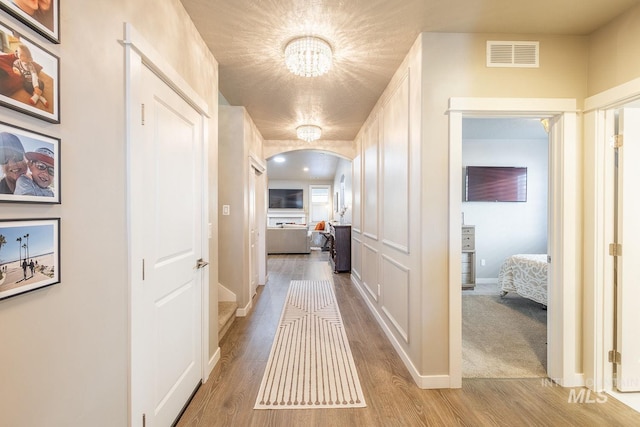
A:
584;77;640;395
249;153;266;297
448;97;581;388
123;23;211;425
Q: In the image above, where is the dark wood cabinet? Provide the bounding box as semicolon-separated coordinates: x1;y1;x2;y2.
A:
329;223;351;273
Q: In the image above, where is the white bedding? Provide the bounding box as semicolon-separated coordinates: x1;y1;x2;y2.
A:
497;254;548;306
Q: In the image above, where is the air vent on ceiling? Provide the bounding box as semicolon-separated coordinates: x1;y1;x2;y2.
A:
486;41;539;68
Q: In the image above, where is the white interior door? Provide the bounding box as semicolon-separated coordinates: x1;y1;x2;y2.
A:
615;106;640;392
131;64;205;425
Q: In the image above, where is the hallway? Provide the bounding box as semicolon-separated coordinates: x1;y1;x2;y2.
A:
177;252;639;426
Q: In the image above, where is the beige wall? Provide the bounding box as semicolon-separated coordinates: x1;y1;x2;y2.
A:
0;1;219;425
588;3;640;96
420;32;588;376
219;106;265;311
353;31;590;383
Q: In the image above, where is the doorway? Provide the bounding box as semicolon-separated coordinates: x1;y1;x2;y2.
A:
448;97;581;388
460;117;549;379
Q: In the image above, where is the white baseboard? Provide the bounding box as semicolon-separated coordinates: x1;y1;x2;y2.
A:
218;283;237;302
205;346;220;382
236;299;252;317
350;275;453;389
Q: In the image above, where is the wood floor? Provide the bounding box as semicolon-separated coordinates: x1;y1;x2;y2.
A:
177;251;640;426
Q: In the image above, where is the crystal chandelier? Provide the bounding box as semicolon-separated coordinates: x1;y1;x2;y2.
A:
296;125;322;142
284;36;332;77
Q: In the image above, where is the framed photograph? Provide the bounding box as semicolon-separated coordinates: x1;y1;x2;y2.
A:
0;121;59;203
0;217;60;301
0;0;58;43
0;19;59;123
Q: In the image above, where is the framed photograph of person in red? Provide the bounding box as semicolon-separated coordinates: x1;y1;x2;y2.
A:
0;19;59;122
0;121;60;203
0;217;60;301
0;0;59;43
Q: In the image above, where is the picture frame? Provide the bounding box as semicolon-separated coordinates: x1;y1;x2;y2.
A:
0;19;59;123
0;120;60;203
0;0;59;43
0;217;60;301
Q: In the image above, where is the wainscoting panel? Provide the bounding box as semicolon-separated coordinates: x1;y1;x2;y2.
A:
382;71;410;253
362;242;379;302
363;117;379;240
380;254;410;343
352;153;362;233
352;234;362;281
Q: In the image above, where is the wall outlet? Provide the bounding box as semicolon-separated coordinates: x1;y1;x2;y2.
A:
481;259;486;266
222;205;230;216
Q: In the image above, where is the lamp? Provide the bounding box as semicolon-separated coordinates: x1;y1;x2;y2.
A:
285;36;332;77
296;125;322;142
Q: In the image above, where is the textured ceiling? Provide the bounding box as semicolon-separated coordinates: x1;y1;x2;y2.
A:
181;0;637;143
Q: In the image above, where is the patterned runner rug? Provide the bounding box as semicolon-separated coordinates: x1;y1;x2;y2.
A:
254;280;366;409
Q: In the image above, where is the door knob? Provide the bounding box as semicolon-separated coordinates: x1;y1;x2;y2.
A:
194;258;209;269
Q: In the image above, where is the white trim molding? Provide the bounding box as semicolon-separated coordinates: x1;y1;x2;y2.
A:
448;97;581;389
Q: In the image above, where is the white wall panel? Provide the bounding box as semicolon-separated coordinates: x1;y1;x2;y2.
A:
382;72;410;252
362;243;379;302
363;118;379;239
381;255;410;343
352;153;362;231
352;234;362;280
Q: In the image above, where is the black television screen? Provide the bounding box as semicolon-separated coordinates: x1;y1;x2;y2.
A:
269;189;304;209
465;166;527;202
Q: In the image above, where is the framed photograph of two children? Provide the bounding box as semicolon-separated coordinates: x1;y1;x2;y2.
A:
0;0;59;43
0;19;59;123
0;121;60;203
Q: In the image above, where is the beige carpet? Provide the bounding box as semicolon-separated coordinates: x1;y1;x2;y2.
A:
463;291;547;378
254;280;366;409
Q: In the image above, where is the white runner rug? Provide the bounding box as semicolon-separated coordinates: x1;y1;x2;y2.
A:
254;280;366;409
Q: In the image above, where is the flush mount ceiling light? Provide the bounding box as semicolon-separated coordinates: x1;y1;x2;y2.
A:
296;125;322;142
284;36;332;77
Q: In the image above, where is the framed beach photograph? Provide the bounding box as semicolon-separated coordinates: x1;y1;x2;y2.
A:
0;121;59;203
0;0;58;43
0;19;59;123
0;217;60;301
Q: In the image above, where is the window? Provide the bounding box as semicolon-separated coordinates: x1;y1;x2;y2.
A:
309;185;330;222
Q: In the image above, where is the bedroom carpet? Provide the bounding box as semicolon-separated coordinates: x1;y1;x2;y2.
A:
462;290;547;378
254;280;366;409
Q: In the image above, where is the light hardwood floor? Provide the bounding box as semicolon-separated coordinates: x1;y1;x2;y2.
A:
177;251;640;426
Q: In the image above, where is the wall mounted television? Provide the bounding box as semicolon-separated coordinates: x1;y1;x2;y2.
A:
465;166;527;202
269;189;304;209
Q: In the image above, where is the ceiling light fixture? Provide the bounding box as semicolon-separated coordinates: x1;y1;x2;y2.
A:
296;125;322;142
284;36;332;77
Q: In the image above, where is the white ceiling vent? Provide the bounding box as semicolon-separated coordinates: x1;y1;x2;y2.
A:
486;41;539;68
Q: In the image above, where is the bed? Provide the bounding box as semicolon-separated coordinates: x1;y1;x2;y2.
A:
498;254;548;307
